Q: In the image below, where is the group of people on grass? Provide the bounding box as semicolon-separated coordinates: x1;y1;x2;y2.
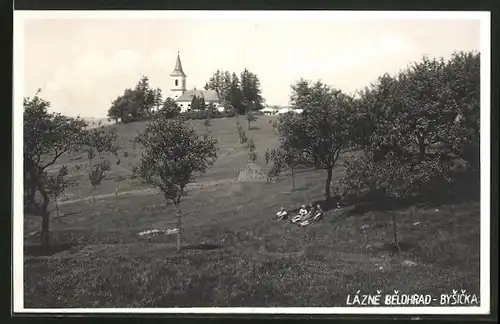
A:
275;204;323;227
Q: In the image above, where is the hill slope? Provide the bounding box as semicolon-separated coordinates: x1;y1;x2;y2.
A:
24;116;480;308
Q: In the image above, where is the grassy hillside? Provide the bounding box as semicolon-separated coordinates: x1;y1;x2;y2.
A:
24;115;480;308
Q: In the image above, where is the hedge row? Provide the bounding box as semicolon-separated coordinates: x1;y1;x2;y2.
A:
176;110;236;120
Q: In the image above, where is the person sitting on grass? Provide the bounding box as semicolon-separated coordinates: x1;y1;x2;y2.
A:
313;204;323;221
299;205;315;226
276;207;288;220
292;205;308;223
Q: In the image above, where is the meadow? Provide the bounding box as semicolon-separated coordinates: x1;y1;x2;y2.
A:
23;115;480;308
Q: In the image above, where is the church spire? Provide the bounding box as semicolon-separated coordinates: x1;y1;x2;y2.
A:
170;50;186;77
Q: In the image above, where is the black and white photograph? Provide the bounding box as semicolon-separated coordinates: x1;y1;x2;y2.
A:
13;10;491;314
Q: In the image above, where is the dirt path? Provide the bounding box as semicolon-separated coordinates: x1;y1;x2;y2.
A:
58;179;238;206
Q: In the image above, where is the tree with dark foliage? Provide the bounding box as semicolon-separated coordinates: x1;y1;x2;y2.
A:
24;91;118;247
279;81;355;200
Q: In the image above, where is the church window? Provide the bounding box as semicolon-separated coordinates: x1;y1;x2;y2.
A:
175;79;179;86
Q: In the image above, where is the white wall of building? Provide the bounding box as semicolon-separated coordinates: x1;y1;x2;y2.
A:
178;102;224;113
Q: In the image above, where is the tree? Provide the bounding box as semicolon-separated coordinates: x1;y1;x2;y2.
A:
133;76;163;117
240;68;265;111
279;81;355;201
238;126;248;144
198;96;206;111
45;165;72;218
290;79;312;110
190;95;206;111
342;52;480;250
204;116;212;139
229;72;244;114
134;76;152;116
88;160;111;202
236;120;248;144
347;52;480;200
264;148;271;165
135;118;219;251
360;52;478;165
245;101;258;130
270;146;303;191
24;92;118;247
246;138;257;162
160;97;181;119
85;128;117;201
343;151;450;252
205;70;235;110
107;88;138;123
271;112;312;191
204;70;229;104
205;69;264;115
107;76;162;122
152;88;163;114
442;51;480;174
190;95;200;111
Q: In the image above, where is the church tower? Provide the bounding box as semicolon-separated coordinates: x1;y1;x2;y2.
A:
170;50;187;100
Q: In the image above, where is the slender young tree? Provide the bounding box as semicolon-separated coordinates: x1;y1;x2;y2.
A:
270;145;304;191
245;101;258;130
135;118;218;251
45;165;72;218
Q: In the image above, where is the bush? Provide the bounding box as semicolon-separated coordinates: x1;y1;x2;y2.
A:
224;109;236;118
179;110;209;120
178;110;233;120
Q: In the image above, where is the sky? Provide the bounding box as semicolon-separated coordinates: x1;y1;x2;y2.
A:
20;13;481;118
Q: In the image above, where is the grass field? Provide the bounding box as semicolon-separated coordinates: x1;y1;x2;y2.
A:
23;115;480;308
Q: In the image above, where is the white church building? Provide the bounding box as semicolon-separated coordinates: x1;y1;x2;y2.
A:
168;51;225;113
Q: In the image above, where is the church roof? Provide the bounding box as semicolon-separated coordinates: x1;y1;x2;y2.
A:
176;89;219;102
170;52;186;77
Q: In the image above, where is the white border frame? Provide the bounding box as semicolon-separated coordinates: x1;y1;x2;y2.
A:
12;10;491;315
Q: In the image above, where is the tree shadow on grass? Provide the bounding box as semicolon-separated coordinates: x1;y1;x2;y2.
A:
348;186;479;216
295;173;480;221
328;207;356;225
25;242;76;257
337;173;480;216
